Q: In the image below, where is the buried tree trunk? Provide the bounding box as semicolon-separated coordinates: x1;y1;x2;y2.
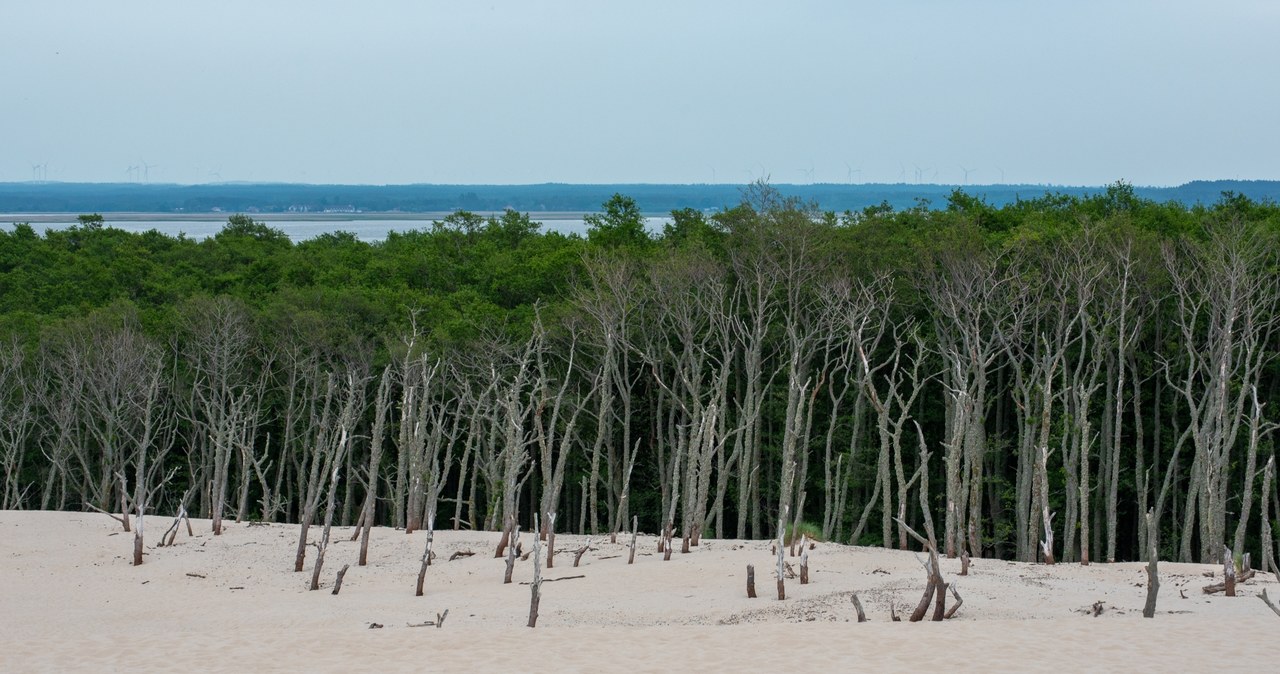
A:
776;509;787;600
909;574;936;623
504;525;522;584
332;564;350;595
628;516;637;565
1143;510;1159;618
495;515;514;559
747;565;757;598
545;512;557;569
415;515;435;597
528;514;543;628
1225;546;1236;597
851;593;867;622
932;580;948;621
573;539;591;567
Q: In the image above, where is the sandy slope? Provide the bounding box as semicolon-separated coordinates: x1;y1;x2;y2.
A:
1;511;1276;672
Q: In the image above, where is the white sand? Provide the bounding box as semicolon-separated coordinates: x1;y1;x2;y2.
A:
1;511;1275;672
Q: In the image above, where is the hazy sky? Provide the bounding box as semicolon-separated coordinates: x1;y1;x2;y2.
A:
4;1;1278;186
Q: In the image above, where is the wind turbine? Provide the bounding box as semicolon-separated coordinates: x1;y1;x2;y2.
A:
797;162;815;184
141;161;157;183
960;165;976;184
996;166;1006;183
844;162;862;184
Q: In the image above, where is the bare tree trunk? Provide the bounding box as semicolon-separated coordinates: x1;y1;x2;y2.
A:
1143;509;1159;618
528;514;543;627
415;514;435;597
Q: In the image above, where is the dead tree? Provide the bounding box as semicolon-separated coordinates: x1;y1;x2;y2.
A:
628;516;637;565
332;564;350;595
1143;509;1159;618
504;524;521;584
1261;457;1278;578
1224;546;1236;597
850;593;867;622
356;367;393;565
528;514;543;627
776;507;787;600
310;370;365;590
294;361;367;573
1164;220;1280;563
921;238;1012;558
573;252;643;537
415;512;435;597
177;296;262;535
0;337;35;510
123;337;172;566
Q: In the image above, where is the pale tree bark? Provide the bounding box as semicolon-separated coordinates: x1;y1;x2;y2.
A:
1163;219;1279;563
293;359;369;573
0;337;35;509
573;252;643;536
177;296;261;536
356;366;393;565
922;238;1011;558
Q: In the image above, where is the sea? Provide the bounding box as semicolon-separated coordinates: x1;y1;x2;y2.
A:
0;214;675;242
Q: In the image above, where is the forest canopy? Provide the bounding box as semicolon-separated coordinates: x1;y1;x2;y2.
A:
2;183;1279;568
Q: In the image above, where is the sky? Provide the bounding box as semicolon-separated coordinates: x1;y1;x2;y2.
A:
3;1;1278;186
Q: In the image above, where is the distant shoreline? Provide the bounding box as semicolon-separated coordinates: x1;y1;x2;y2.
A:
1;211;632;224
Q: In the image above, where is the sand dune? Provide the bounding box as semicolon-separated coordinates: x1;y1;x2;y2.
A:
2;511;1275;672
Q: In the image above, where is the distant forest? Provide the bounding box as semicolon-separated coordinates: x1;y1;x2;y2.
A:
3;179;1279;215
1;182;1279;571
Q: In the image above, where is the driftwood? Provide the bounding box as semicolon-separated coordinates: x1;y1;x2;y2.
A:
332;564;350;595
747;565;757;598
889;601;900;622
851;593;867;622
407;610;448;629
800;548;810;585
1258;589;1280;618
520;574;584;584
448;550;475;561
1202;569;1255;594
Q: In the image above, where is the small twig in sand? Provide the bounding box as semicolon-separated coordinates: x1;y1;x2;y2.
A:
185;573;206;579
520;574;584;585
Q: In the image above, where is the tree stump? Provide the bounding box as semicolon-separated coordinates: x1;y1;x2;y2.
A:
800;549;809;585
851;593;867;622
628;516;637;565
747;565;757;598
1224;545;1236;597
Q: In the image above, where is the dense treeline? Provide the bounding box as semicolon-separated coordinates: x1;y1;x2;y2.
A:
2;183;1278;568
